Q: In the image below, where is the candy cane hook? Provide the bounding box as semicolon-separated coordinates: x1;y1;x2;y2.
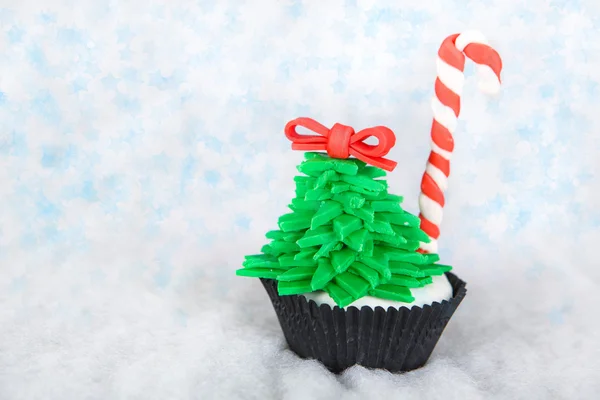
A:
418;31;503;253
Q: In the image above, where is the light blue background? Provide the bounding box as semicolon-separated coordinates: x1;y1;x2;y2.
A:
0;1;598;399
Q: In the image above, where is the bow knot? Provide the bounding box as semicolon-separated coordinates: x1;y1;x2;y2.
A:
327;123;353;159
284;117;397;171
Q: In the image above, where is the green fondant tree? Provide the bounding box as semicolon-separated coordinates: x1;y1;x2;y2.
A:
236;152;451;307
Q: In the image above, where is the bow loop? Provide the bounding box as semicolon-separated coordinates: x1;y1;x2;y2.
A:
350;126;396;158
284;117;397;171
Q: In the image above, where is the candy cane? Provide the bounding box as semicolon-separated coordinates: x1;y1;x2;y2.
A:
418;31;503;254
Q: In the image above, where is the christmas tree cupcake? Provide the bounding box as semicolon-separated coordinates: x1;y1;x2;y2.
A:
236;31;502;373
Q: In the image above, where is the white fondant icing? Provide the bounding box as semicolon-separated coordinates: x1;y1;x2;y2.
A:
476;65;501;94
302;274;453;310
431;96;458;133
430;140;453;160
436;57;465;95
426;163;449;191
419;193;444;225
455;30;489;51
419;239;438;254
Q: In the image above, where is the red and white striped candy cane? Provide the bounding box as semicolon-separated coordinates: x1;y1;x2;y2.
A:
418;31;503;253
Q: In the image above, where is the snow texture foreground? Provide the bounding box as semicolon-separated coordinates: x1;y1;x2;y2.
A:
0;1;599;399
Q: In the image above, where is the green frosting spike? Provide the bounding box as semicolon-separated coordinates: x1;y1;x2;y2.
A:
300;153;360;175
423;253;441;264
372;232;406;247
420;267;444;275
297;226;337;248
340;174;386;192
260;244;279;257
293;176;314;188
265;230;286;240
379;212;421;227
388;261;426;277
335;271;371;299
348;262;380;288
304;152;323;160
333;214;363;240
418;276;433;285
349;157;366;168
315;170;340;189
326;283;354;308
332;191;366;209
362;237;374;257
313;241;342;260
295;186;309;198
277;266;319;282
279;254;317;267
278;279;313;295
297;158;334;177
435;263;452;272
369;285;415;303
278;211;313;232
347;185;387;199
364;218;394;235
388;274;422;288
330;159;360;175
331;164;358;176
311;258;337;290
290;198;320;212
344;205;375;223
294;247;317;260
236;268;281;279
359;252;391;280
385;194;404;203
361;166;387;179
343;228;370;252
378;246;425;263
376;236;420;252
283;231;304;242
330;182;351;193
237;153;454;307
305;188;333;201
419;264;452;275
267;240;300;254
370;200;404;213
242;254;282;269
397;240;421;252
310;201;344;229
391;224;430;242
330;248;356;273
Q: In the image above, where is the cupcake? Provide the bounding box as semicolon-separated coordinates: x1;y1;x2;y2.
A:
236;31;502;373
237;142;466;372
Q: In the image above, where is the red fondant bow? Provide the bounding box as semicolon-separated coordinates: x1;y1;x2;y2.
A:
284;117;397;171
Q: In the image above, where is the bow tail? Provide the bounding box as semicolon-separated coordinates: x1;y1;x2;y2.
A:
349;149;398;172
291;143;328;152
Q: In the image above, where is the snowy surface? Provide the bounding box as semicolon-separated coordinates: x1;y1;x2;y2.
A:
1;1;599;399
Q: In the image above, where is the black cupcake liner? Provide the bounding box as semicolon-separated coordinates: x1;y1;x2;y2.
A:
260;272;467;373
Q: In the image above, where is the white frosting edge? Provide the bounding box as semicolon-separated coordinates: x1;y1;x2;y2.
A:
301;274;453;310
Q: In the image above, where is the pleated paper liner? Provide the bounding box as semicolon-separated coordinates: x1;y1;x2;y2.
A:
260;272;467;373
